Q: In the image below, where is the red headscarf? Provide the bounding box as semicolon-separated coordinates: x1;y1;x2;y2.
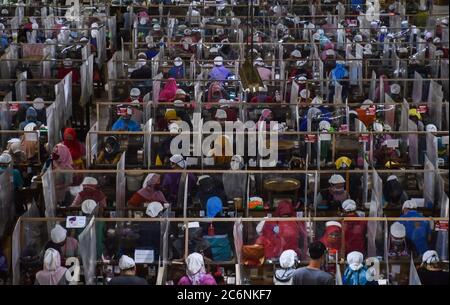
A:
159;78;178;102
320;222;342;251
63;128;83;161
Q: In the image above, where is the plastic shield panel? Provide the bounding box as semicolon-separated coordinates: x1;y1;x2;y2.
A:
115;152;126;217
412;72;423;103
78;217;97;285
0;169;14;238
423;155;435;209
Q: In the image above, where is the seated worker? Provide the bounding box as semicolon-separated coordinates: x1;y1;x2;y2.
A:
317;174;350;210
32;98;47;124
130;58;151;79
158;78;179;102
45;224;79;264
426;124;449;163
343;251;373;285
96;136;122;165
136;202;164;260
383;175;409;208
256;201;307;260
0;153;23;190
128;173;167;207
144;41;160;60
174;88;191;103
154;122;181;165
62;128;86;171
256;109;274;131
217;99;238;122
218;39;238;61
34;248;68;285
208;56;233;81
70;177;107;208
319;221;342;254
399;200;431;256
57;58;80;83
292;241;334;285
173;222;213;260
222;155;247;201
19;106;42;130
109;255;148;285
21;122;39;160
373;140;402;168
417;250;449;285
156;108;180;131
254;57;272;81
161;154;197;207
388;222;413;285
341;200;367;255
111;107;141;131
273;249;298;285
124;88;143;104
168;57;184;79
249;86;274;103
196;175;227;208
206;81;228;106
177;252;217;285
173;100;193;128
299;96;332;131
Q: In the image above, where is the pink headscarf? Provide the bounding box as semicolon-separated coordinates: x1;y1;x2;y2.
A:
257;109;273;130
159;78;178;102
137;173;167;203
53;143;73;170
35;248;68;285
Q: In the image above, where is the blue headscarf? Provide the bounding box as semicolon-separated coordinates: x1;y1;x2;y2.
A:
331;63;349;82
206;196;223;218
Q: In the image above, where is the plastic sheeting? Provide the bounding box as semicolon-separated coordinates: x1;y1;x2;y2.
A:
15;72;27;102
85;122;98;168
97;26;107;69
369;70;377;102
426;133;438;168
412;72;423;103
408;119;419;165
152;73;163;104
11;218;21;285
78;217;97;285
367;169;383;257
408;255;422;285
63;72;73;123
1;92;12;148
0;169;14;238
427;80;443;130
233;220;243;265
436;190;449;261
143;119;153;168
384;94;395;129
42;168;57;234
423;155;435;209
115;152;126;217
80;54;94;107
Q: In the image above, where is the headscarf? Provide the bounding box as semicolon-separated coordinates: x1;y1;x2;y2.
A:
104;136;120;160
186;252;206;285
137;173;166;202
26;106;37;121
209;65;231;81
256;109;273;131
159;78;178;102
53;143;73;170
206;196;223;218
35;248;68;285
347;251;364;271
320;221;342;251
274;200;296;217
207;82;225;104
63;128;83;161
331;63;348;83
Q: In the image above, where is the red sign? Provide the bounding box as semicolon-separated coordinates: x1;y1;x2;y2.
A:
435;220;448;232
339;124;349;132
359;134;369;143
418;105;428;114
9;103;19;112
117;107;127;116
367;106;376;116
305;134;317;143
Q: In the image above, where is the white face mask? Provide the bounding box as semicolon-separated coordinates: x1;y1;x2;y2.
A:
230;160;241;170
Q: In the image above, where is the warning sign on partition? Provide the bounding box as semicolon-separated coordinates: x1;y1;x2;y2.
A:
435;220;448;231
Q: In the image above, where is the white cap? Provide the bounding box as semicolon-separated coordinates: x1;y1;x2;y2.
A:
256;220;265;235
325;49;335;56
402;200;417;210
91;22;99;29
373;122;384;132
43;248;60;272
325;221;342;228
300;89;310;99
215;109;227;119
319;120;331;131
390;84;401;95
387;175;398;182
425;31;433;39
361;99;373;109
174;57;183;67
170;154;186;169
380;26;388;34
342;199;357;212
214;56;224;66
426;124;437;132
298;76;307;83
145;201;164;217
0;153;12;164
81;199;97;215
279;249;297;268
186;253;204;275
188;222;200;229
153;24;161;31
24;123;38;141
422;250;439;264
82;177;98;186
50;224;67;244
290;49;302;58
384;124;392;132
119;255;135;270
173;100;184;108
176;88;186;95
33;97;45;110
354;34;363;42
137;52;147;59
390;222;406;238
433;37;441;44
130;88;141;97
168;122;180;134
328;174;345;184
254;57;264;66
347;251;364;271
311;96;323;105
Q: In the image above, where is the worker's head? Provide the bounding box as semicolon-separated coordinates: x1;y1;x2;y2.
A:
308;241;327;262
118;255;136;275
